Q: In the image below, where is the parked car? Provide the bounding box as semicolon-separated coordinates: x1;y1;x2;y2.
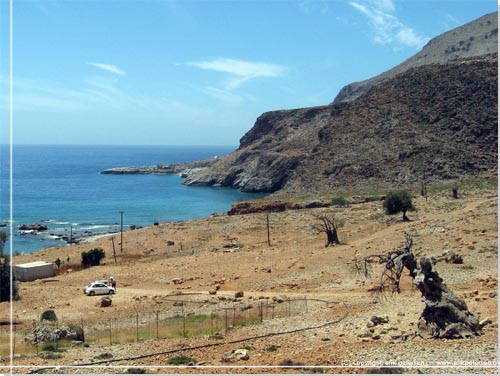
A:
84;282;115;296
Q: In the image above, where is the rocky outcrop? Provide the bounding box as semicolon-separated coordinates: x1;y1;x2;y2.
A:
182;106;330;192
100;159;216;175
25;322;85;345
19;223;48;232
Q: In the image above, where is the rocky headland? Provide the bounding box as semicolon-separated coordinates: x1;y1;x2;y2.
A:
102;12;498;196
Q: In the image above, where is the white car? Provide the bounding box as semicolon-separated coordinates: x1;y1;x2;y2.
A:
84;282;115;296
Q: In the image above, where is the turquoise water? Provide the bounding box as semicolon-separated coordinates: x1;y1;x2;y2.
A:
0;145;262;254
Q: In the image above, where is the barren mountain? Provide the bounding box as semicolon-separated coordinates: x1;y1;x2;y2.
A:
333;11;498;104
182;12;498;195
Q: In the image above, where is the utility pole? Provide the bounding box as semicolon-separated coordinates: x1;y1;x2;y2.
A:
111;236;117;263
119;211;124;253
266;213;271;246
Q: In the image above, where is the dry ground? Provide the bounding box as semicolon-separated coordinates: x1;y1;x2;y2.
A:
0;181;497;374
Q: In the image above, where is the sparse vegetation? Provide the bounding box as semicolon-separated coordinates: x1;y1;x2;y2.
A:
41;344;65;353
81;247;105;268
331;196;349;206
167;355;196;365
383;190;415;221
0;230;19;302
95;352;113;360
127;368;147;374
312;212;345;246
40;309;58;322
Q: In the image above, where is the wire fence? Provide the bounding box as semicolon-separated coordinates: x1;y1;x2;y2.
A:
4;296;345;357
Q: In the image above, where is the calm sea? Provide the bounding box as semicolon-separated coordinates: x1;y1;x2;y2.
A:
0;145;263;254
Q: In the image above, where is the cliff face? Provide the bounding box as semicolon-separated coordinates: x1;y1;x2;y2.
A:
183;106;331;192
183;13;498;194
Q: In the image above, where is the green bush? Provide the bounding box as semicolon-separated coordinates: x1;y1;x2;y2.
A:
68;323;85;341
127;368;147;374
41;309;57;322
167;356;196;365
383;190;415;221
81;248;105;268
41;344;65;352
331;196;349;206
0;230;19;302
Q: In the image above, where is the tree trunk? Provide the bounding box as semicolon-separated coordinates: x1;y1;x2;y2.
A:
402;210;410;222
366;233;483;339
325;229;340;246
415;257;481;338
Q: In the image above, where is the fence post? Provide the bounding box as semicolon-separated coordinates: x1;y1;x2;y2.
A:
13;324;16;356
225;310;228;333
81;319;85;344
288;299;291;316
136;312;139;342
259;303;263;323
156;311;159;339
109;320;112;346
56;320;59;350
232;308;236;327
305;296;308;313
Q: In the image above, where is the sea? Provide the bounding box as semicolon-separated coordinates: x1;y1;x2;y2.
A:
0;145;264;254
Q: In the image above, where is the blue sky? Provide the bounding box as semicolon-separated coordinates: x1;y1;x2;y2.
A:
0;0;497;146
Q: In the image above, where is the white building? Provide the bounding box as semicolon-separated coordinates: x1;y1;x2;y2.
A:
13;261;55;282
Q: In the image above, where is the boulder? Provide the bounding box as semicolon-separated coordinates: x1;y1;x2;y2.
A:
370;315;389;326
445;252;464;264
222;349;249;362
100;298;112;307
25;323;84;344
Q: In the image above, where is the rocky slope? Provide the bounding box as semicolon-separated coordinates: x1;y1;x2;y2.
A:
333;11;498;104
181;12;498;194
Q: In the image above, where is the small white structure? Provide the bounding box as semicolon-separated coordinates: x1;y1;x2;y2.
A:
14;261;55;282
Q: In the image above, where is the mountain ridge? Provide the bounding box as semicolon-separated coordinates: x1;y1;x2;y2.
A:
333;11;498;104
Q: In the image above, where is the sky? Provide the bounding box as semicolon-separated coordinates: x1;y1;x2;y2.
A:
0;0;497;146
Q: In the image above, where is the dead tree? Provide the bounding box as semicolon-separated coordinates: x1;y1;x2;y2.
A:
354;233;482;339
451;186;459;199
312;213;345;246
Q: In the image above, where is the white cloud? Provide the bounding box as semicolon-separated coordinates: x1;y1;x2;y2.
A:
181;58;285;89
349;1;428;49
87;62;126;76
203;87;244;105
374;0;395;12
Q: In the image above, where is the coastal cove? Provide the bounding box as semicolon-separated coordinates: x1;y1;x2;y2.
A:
0;145;264;254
